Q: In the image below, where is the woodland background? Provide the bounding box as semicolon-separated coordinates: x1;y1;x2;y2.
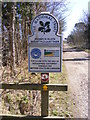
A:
0;1;89;117
1;2;89;74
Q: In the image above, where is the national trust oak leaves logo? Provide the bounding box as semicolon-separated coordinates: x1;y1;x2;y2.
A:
38;21;51;34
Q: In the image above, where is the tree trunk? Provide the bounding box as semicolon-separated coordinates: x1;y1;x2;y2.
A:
12;3;16;67
22;20;27;60
8;11;14;74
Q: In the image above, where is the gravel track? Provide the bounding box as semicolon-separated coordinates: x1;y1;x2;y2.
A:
63;43;89;118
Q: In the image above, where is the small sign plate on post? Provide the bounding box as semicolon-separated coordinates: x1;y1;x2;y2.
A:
41;73;49;83
28;13;62;72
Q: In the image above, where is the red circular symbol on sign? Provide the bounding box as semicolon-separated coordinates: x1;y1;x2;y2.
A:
41;73;49;82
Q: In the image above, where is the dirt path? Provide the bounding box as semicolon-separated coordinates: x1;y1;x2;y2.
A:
63;43;89;118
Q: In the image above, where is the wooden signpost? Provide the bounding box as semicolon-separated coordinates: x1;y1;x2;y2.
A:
28;12;67;118
28;13;63;117
41;73;49;116
0;13;68;120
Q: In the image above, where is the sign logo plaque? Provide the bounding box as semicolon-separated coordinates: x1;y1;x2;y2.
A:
28;13;62;72
41;73;49;83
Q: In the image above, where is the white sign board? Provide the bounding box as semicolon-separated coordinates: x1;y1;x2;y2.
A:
28;13;62;72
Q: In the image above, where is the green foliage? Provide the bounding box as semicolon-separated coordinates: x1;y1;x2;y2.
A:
67;12;89;49
5;94;12;103
52;110;58;116
21;96;29;104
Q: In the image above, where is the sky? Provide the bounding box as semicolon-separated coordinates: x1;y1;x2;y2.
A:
63;0;90;39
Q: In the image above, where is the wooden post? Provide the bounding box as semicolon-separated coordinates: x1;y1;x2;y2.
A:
41;73;49;117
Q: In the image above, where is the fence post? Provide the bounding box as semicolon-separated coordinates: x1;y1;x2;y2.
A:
41;73;49;116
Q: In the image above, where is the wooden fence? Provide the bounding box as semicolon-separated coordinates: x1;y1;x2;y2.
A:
0;82;68;120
